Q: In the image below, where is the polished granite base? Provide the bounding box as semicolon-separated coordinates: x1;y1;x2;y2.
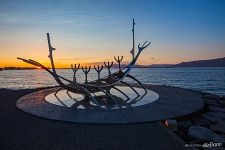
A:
16;84;204;124
45;86;159;109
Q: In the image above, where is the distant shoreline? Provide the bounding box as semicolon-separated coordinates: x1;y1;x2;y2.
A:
1;56;224;70
1;66;225;70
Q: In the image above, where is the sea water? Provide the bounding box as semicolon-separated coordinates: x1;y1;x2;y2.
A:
0;67;224;96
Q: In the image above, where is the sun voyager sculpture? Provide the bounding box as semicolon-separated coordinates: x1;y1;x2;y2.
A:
18;19;151;109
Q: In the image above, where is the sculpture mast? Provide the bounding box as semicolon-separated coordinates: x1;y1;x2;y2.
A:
130;18;135;60
47;33;56;73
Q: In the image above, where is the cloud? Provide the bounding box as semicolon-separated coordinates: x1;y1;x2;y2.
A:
82;62;104;66
57;57;93;61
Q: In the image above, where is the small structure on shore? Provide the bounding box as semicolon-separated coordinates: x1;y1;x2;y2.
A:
18;19;151;108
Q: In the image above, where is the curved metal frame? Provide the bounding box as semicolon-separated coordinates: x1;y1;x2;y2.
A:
17;19;151;108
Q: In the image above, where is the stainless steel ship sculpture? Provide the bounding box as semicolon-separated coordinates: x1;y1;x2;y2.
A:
18;19;151;108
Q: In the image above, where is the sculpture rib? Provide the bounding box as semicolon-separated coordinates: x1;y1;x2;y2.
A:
17;19;150;108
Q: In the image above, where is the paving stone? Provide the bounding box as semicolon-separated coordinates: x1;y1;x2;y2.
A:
0;88;187;150
188;126;225;143
174;131;189;141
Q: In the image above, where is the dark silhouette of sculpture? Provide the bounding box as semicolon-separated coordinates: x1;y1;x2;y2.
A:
94;65;103;80
71;64;80;83
82;66;91;83
17;18;151;108
104;61;113;76
114;56;123;72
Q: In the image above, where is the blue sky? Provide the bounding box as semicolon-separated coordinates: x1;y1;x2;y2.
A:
0;0;225;67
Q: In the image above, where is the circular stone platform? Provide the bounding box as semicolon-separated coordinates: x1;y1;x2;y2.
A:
16;84;204;124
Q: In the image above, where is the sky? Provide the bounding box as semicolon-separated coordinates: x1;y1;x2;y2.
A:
0;0;225;68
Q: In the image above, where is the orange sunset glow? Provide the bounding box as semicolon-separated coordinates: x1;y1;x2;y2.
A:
1;33;223;68
0;0;224;68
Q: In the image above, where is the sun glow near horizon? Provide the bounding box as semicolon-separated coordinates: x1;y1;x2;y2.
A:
0;0;225;68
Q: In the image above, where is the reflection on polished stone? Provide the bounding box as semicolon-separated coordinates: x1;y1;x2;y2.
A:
17;84;204;124
45;86;159;109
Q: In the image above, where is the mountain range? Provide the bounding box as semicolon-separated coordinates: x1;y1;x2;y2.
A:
147;57;225;68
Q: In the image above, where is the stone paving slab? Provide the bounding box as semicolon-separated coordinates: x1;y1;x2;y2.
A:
0;88;186;150
16;84;204;124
